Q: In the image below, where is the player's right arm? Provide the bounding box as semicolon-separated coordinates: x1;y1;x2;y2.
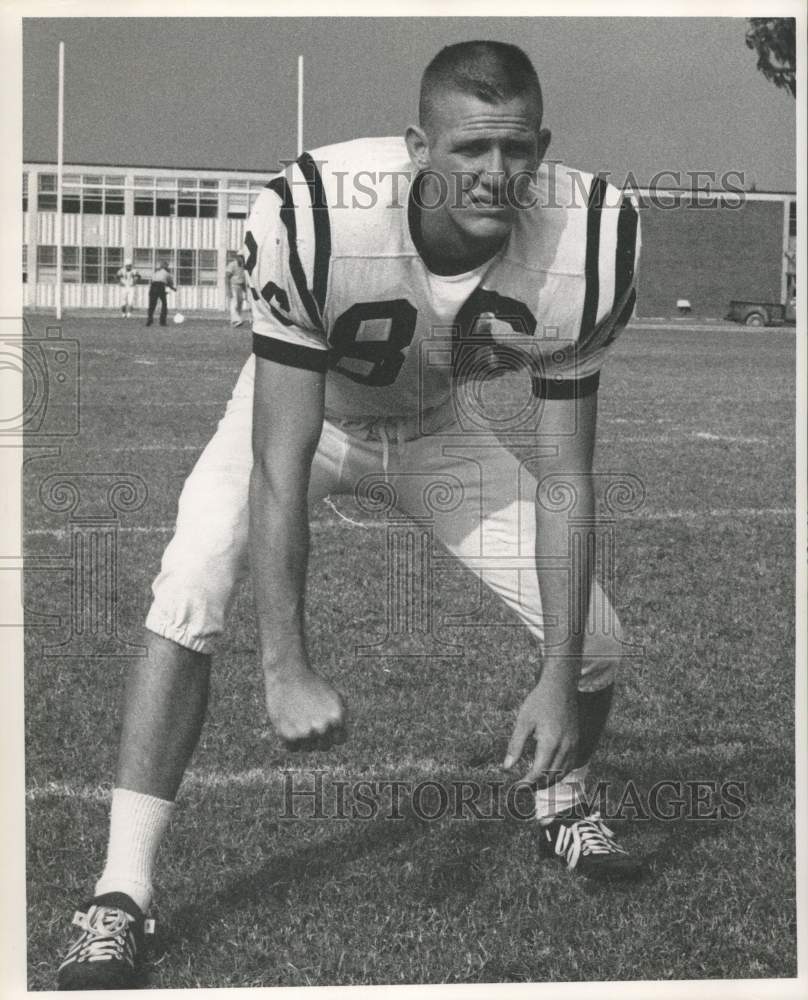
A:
245;179;346;749
250;357;345;748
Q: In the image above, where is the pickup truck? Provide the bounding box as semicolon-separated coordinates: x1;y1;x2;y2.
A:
725;297;797;327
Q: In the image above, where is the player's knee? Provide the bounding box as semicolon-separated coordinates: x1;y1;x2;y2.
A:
146;582;228;655
144;627;212;665
147;543;247;654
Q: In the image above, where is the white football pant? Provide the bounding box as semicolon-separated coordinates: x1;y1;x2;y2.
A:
147;356;623;691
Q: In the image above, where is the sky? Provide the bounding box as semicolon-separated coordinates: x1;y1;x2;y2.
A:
22;16;798;190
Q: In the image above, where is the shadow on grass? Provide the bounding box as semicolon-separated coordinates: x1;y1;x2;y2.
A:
162;799;527;948
587;738;794;875
162;734;795;937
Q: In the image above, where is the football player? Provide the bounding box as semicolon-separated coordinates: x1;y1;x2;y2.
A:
116;260;140;318
225;252;250;327
57;40;641;990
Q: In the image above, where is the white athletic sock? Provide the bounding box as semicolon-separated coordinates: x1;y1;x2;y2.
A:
535;764;590;824
94;788;175;912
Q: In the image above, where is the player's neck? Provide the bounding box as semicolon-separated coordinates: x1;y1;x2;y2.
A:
421;223;504;276
409;176;504;276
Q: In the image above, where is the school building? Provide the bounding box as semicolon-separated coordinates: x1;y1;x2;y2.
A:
21;162;268;314
21;161;797;321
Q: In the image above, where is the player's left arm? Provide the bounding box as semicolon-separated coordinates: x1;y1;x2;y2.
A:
504;384;598;785
505;186;639;784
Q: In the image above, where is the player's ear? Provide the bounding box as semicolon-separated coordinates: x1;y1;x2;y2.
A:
536;127;552;164
405;124;431;171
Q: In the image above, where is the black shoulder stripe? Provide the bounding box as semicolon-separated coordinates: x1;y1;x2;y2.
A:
579;175;608;344
269;304;295;327
613;195;638;312
296;152;331;314
267;175;323;331
252;333;329;372
243;230;258;276
531;371;600;400
614;287;637;331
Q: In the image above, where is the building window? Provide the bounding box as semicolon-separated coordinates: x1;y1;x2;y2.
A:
134;247;154;273
105;247;124;284
177;178;197;218
36;246;57;282
229;181;263;217
200;180;218;218
178;178;219;218
63;174;82;213
63;246;81;284
104;176;125;215
36;246;81;284
134;176;155;216
226;180;249;218
789;201;796;238
38;174;57;211
36;246;125;284
82;175;103;215
22;173;28;213
34;173;127;214
81;247;101;283
135;177;221;218
134;248;177;277
155;178;176;217
198;249;218;286
178;249;218;285
135;247;216;285
177;249;195;285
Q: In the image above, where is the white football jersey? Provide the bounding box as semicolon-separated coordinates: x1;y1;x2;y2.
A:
117;267;139;288
245;137;639;420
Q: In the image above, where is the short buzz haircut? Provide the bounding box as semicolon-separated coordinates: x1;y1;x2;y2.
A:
419;41;543;132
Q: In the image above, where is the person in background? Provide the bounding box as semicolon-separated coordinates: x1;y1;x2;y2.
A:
146;261;176;327
225;253;249;327
116;260;141;319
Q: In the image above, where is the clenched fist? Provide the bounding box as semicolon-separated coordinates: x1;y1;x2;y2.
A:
264;663;347;751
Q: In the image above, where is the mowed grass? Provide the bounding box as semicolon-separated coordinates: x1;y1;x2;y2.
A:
23;314;796;987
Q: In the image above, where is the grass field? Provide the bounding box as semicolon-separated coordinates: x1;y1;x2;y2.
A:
22;313;797;988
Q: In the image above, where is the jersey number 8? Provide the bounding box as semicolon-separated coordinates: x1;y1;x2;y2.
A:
329;290;536;387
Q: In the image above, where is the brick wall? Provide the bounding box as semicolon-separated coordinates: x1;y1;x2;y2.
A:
636;197;784;319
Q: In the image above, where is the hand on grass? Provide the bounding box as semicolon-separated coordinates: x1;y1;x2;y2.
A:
503;668;579;786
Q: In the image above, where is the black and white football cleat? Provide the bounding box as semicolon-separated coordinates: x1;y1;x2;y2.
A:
56;892;154;990
540;810;645;881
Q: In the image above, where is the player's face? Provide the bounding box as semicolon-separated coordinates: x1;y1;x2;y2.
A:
417;89;550;246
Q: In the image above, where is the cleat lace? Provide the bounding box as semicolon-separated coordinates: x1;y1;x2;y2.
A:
58;905;137;970
549;811;628;871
